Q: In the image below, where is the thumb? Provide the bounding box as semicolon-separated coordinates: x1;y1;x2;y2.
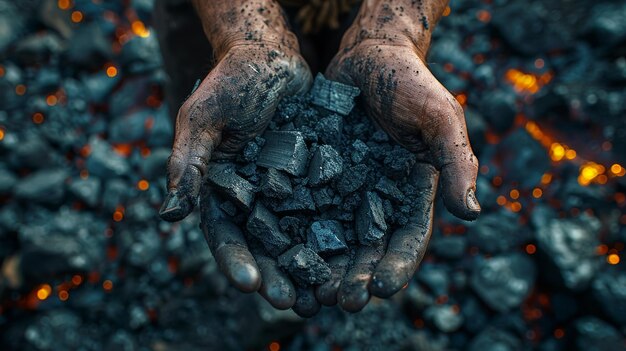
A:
159;104;220;222
423;94;480;221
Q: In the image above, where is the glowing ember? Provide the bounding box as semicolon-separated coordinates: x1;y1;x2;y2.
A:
32;113;44;124
137;179;149;191
505;69;551;94
58;290;69;301
269;342;280;351
578;162;605;186
532;188;543;198
57;0;71;10
607;254;620;265
0;129;4;141
525;244;536;254
131;21;150;38
36;284;52;300
15;84;26;95
106;66;118;78
71;11;83;23
103;280;113;291
46;95;58;106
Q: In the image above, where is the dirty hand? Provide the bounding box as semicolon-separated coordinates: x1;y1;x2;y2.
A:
318;0;480;311
159;0;313;312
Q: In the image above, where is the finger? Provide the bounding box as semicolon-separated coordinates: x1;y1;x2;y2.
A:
254;250;297;310
421;92;480;221
315;254;350;306
370;162;438;298
200;187;261;293
292;287;321;318
160;100;220;222
338;243;385;313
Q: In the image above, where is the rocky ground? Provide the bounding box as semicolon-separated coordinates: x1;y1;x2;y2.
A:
0;0;625;350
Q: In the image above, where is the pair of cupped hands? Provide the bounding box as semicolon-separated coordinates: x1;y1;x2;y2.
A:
159;1;480;317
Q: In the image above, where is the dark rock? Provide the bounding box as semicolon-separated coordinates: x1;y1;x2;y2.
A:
591;270;626;326
307;220;347;256
0;168;17;194
278;244;331;286
312;187;334;211
470;253;535;312
430;235;467;260
86;138;130;178
350;139;369;164
467;210;531;254
260;168;292;199
383;146;415;179
243;141;261;162
15;168;68;205
417;264;450;297
206;163;256;211
336;164;368;195
120;34;162;74
356;191;388;245
271;185;315;213
573;317;624;351
108;109;152;143
257;131;309;176
315;114;343;146
479;89;517;133
66;22;112;69
68;177;101;207
279;216;305;242
140;147;170;179
532;207;601;291
307;145;343;186
374;176;405;203
424;304;464;333
310;73;360;115
246;203;292;257
13;32;65;65
468;328;522;351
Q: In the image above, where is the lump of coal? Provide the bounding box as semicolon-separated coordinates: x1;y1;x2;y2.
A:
336;164;368;195
257;131;309;176
308;145;343;186
591;270;626;326
315;114;343;145
260;168;292;199
470;253;535;312
278;244;331;286
356;192;388;245
307;220;348;256
14;168;68;205
310;73;360;115
271;185;315;213
246;203;291;257
206;163;256;211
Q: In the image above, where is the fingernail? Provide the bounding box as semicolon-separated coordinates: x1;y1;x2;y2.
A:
466;189;481;213
159;190;189;222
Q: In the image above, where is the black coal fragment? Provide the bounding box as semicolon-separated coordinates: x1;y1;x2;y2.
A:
307;220;348;256
336;164;368;196
278;244;331;286
350;139;369;164
310;73;360;115
257;131;309;176
271;185;315;214
356;191;388;245
374;176;405;203
246;203;291;257
260;168;293;199
308;145;343;186
312;187;334;211
206;163;256;211
315;114;343;146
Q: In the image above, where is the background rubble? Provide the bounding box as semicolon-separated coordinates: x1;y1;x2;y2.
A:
0;0;625;350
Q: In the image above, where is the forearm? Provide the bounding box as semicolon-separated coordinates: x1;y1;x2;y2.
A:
191;0;298;59
342;0;448;59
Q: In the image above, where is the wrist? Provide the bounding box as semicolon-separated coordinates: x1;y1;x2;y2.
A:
340;0;448;60
192;0;299;60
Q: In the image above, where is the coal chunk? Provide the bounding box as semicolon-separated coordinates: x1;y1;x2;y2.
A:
574;317;624;351
307;145;343;186
278;244;331;286
470;253;535;312
86;137;130;178
257;131;309;176
15;168;68;205
260;168;292;199
310;73;360;115
532;207;601;290
307;220;348;256
246;203;291;257
350;139;369;164
356;191;388;245
68;177;101;207
206;163;256;211
271;185;315;213
315;114;343;145
374;176;405;203
336;164;368;195
591;271;626;326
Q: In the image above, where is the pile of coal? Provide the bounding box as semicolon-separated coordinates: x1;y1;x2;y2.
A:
205;74;420;288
